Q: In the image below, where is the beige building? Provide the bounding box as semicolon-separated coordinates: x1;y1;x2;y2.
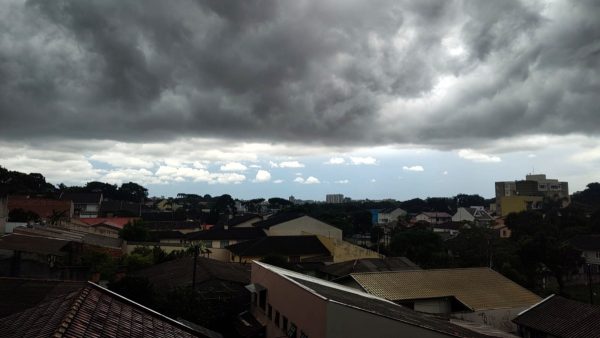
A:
255;213;343;240
495;174;569;216
245;261;494;338
343;267;541;332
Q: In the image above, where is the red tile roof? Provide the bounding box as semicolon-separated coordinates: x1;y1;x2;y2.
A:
78;217;138;229
0;282;221;338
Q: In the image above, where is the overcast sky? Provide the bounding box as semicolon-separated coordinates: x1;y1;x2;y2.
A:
1;0;599;200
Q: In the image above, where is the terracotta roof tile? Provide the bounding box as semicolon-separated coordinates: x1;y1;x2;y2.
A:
0;282;221;338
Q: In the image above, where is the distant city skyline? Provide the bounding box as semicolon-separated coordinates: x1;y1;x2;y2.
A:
0;1;598;201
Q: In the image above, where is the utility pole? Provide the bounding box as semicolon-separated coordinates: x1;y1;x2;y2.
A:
588;264;594;305
192;244;199;290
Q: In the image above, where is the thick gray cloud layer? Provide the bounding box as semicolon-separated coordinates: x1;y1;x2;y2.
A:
0;0;598;148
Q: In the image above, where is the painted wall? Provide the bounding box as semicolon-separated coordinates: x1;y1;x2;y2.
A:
499;196;543;217
251;263;328;338
317;235;382;262
452;307;528;333
414;298;452;314
266;216;343;240
326;302;454;338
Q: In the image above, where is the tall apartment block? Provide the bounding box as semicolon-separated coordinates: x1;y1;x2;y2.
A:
325;194;344;204
495;174;569;216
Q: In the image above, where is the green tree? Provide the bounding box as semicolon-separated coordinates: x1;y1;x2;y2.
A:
8;208;40;222
447;226;494;267
118;182;148;202
119;220;150;242
389;228;449;268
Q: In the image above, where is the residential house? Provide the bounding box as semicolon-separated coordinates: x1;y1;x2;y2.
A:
75;217;138;237
415;212;453;225
7;195;73;223
0;281;222;338
319;257;420;281
512;294;600;338
343;268;541;332
253;213;343;240
226;235;331;264
226;235;382;265
0;195;7;234
432;222;463;237
0;233;84;279
569;234;600;277
315;235;382;263
59;192;103;218
144;220;204;234
185;227;267;261
243;261;497;338
215;213;263;229
99;199;141;217
377;207;407;224
156;198;183;211
0;277;87;317
491;218;512;239
452;207;494;226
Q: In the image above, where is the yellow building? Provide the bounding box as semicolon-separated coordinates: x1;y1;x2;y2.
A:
498;196;543;217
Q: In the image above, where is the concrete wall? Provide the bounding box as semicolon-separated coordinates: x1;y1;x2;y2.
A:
452;307;528;333
267;216;343;240
251;263;328;338
326;302;454;338
414;298;452;314
499;196;543;217
317;235;382;263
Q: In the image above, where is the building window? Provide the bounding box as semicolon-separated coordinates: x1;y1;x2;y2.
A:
267;304;272;319
259;289;267;311
282;316;288;331
220;240;229;248
275;311;280;327
287;323;297;338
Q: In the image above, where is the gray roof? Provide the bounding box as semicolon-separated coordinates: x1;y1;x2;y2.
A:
513;294;600;338
257;262;493;338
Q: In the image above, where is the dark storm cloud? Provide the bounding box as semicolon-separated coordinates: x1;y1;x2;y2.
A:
0;0;598;148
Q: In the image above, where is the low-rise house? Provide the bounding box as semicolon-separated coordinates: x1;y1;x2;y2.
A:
0;281;222;338
0;233;82;279
215;213;263;229
377;207;407;224
0;277;87;317
144;220;204;233
512;294;600;338
186;227;267;261
73;217;138;237
253;212;343;240
432;222;463;236
570;234;600;266
319;257;420;281
99;199;142;217
244;261;496;338
7;195;73;223
0;195;7;234
343;268;541;332
452;207;494;226
415;212;453;225
226;235;331;263
59;192;103;218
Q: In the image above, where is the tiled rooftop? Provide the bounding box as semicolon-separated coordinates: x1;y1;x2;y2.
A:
513;294;600;338
0;282;221;338
350;267;541;311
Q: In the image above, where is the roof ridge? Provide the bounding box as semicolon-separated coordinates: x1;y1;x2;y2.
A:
52;286;91;337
